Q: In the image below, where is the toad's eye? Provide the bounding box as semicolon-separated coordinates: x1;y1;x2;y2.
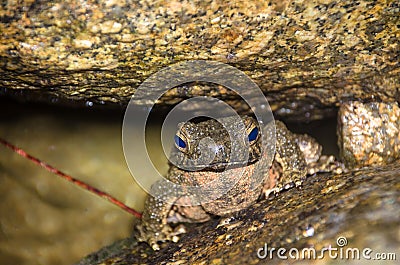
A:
247;126;259;144
174;134;187;152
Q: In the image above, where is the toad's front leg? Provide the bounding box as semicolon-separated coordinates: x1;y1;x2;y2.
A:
136;180;177;250
136;179;211;250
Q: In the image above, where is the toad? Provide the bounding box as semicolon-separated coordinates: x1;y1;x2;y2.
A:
137;116;341;250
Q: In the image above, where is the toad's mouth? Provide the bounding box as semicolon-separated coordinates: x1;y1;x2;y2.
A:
178;157;262;172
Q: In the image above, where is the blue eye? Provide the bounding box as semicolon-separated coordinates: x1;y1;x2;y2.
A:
174;135;187;150
248;127;259;142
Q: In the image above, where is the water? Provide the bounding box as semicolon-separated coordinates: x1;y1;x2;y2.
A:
0;99;169;265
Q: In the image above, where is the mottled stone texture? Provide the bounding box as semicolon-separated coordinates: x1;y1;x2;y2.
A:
338;101;400;168
0;0;399;119
77;162;400;265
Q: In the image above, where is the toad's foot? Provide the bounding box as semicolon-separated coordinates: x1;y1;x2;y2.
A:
307;155;348;175
136;223;180;251
262;160;305;198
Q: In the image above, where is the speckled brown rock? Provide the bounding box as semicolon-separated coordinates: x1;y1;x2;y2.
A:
1;0;399;120
76;162;400;265
338;101;400;168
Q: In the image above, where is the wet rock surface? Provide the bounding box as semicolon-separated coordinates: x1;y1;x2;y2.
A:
1;0;399;120
338;101;400;169
77;162;400;265
1;1;399;263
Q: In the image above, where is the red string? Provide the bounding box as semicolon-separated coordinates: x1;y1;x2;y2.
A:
0;138;142;219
